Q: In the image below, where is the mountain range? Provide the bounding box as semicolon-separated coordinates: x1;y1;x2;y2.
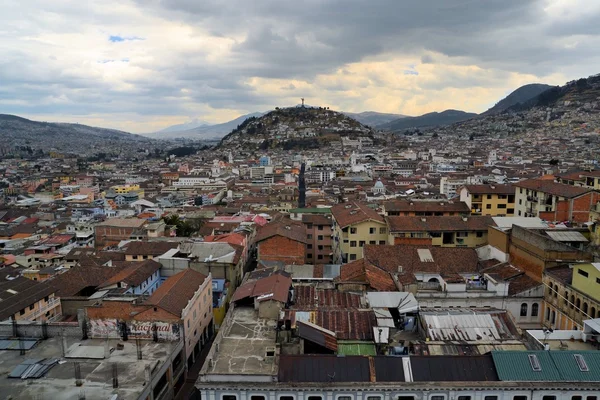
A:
482;83;553;115
0;114;152;155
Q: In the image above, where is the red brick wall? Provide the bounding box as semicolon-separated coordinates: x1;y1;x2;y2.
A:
541;193;600;223
258;236;306;265
95;226;136;250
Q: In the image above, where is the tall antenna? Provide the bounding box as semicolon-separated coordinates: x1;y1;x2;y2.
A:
301;98;305;107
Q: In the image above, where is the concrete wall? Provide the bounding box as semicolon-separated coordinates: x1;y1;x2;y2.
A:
0;321;82;338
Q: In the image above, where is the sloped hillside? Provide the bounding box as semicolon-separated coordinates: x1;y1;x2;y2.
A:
483;83;553;115
219;106;373;150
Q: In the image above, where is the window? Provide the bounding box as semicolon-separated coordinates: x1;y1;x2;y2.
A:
44;296;49;302
307;244;313;249
476;232;483;237
520;303;528;317
484;397;498;400
336;397;352;400
596;277;600;284
223;396;238;400
572;396;583;400
349;254;357;261
318;225;324;231
396;397;415;400
458;397;472;400
366;397;382;400
542;396;556;400
279;397;295;400
486;204;492;209
307;234;313;239
531;303;539;317
380;227;387;234
507;208;514;214
513;396;528;400
587;396;597;400
431;396;445;400
29;305;34;311
578;269;589;278
318;235;324;240
519;199;522;205
359;241;365;247
350;228;357;234
318;245;323;250
487;194;492;199
19;309;25;316
369;227;376;234
583;303;589;315
350;241;357;247
307;253;313;259
498;204;507;209
369;240;376;245
318;255;323;260
379;240;386;245
250;396;266;400
307;397;323;400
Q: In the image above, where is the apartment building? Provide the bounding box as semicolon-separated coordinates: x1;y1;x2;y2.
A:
459;184;516;216
302;214;333;264
331;201;387;263
386;216;494;247
0;277;61;322
514;178;600;222
543;263;600;330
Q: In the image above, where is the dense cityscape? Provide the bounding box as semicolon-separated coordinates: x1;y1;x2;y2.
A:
2;1;600;399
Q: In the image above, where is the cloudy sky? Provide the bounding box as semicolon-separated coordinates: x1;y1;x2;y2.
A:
1;0;599;133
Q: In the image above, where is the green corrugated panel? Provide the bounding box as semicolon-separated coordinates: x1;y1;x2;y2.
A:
549;351;600;382
492;351;562;381
337;341;377;356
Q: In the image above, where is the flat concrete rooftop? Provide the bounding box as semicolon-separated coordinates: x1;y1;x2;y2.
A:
0;336;174;400
202;306;278;378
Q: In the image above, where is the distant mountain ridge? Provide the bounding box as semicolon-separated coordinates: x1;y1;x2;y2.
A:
341;111;406;127
483;83;553;115
377;109;478;131
0;114;152;154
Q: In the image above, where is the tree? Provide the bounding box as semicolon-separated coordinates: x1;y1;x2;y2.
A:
469;134;474;141
549;159;559;165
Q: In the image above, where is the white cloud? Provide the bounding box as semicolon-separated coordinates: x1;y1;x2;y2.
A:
0;0;599;133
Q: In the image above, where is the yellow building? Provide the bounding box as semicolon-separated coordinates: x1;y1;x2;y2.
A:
459;184;516;216
105;184;145;199
1;277;62;322
557;170;600;190
543;263;600;330
331;202;387;263
386;216;493;247
590;201;600;245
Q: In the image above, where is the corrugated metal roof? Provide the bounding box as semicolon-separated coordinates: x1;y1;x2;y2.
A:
373;356;406;382
323;264;341;279
367;292;418;313
0;338;39;350
297;321;338;351
278;355;371;382
492;351;562;381
545;230;588;242
551;351;600;382
422;313;501;341
410;355;499;382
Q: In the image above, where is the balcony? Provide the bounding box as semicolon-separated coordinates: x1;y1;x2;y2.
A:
417;282;442;291
466;281;487;291
30;297;60;321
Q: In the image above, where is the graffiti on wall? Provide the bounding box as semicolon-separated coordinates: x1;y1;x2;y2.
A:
89;319;180;341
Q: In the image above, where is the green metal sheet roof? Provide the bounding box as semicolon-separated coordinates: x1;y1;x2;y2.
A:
550;351;600;382
492;351;600;382
337;341;377;356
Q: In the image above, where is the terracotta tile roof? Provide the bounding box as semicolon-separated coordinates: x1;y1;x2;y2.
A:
96;218;147;228
462;184;515;195
254;219;308;244
301;214;332;225
49;264;127;297
123;241;179;256
145;269;208;317
544;265;573;285
514;179;593;198
231;271;292;304
363;244;480;275
384;200;470;213
204;232;247;247
386;215;495;232
331;201;385;228
98;260;161;288
337;258;397;291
